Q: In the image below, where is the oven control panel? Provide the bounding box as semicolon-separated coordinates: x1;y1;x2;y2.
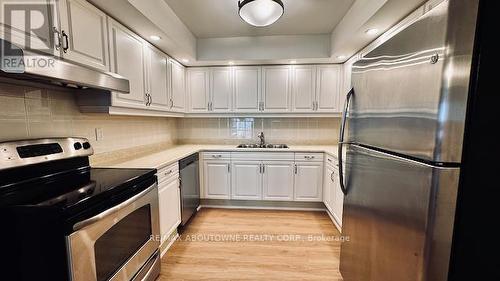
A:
0;138;93;170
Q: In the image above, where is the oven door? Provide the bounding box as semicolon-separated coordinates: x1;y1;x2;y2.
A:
66;183;160;281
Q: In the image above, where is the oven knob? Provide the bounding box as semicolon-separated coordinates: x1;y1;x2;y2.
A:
82;142;91;149
74;142;82;150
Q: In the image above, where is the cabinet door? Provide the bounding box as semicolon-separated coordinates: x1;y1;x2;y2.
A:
332;168;344;227
158;178;181;245
203;160;231;199
316;65;341;112
187;68;209;112
292;65;316;112
262;66;291;112
210;67;232;112
146;46;169;110
233;66;261;112
262;161;294;201
231;161;262;200
323;164;335;212
170;59;186;112
0;0;60;56
108;19;147;109
58;0;109;71
294;162;323;201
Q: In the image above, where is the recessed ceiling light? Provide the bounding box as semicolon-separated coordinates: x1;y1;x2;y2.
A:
149;35;161;41
182;59;189;63
290;60;297;64
336;55;346;60
365;28;379;35
228;61;235;65
238;0;284;27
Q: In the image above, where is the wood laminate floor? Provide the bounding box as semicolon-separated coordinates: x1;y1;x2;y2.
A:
159;208;343;280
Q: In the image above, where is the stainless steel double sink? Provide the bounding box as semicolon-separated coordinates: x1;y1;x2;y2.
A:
236;144;289;149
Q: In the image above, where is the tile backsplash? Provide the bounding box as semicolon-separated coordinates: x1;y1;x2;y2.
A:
0;83;177;155
1;82;341;159
177;117;340;145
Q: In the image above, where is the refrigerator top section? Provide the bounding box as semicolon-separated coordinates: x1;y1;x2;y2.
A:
347;0;478;164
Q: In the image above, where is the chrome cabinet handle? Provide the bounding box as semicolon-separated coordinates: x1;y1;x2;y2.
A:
62;30;69;53
170;98;174;108
211;154;222;158
304;155;315;160
53;27;61;50
228;164;231;173
294;164;298;174
164;170;173;176
338;88;354;195
262;164;265;174
330;171;335;182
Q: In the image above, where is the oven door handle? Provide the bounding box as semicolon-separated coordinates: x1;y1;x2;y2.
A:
73;183;156;231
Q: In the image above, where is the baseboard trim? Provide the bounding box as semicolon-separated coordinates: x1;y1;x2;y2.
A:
325;209;342;232
200;199;326;211
160;231;179;258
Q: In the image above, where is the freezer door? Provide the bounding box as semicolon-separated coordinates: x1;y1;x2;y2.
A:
340;144;459;281
347;0;478;163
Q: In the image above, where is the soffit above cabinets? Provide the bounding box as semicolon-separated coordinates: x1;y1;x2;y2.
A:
90;0;429;66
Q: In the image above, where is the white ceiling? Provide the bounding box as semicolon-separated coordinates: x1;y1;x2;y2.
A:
90;0;429;66
163;0;355;38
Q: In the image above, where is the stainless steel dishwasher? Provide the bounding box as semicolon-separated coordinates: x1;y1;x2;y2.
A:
178;153;200;226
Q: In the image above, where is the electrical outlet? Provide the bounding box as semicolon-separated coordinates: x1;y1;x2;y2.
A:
95;128;103;141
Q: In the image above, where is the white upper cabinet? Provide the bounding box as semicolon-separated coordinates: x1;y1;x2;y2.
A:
210;67;233;112
231;161;262;200
203;160;231;199
316;65;342;112
262;161;294;201
187;68;210;113
262;66;291;112
108;18;147;109
169;59;186;113
233;66;261;113
294;162;324;202
145;45;169;111
58;0;109;71
0;0;60;56
292;65;316;112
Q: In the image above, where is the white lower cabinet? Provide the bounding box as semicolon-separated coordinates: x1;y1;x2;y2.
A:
231;161;262;200
323;155;343;229
294;162;323;201
323;164;335;212
203;160;231;199
332;168;344;227
158;177;181;245
262;161;294;201
200;152;325;203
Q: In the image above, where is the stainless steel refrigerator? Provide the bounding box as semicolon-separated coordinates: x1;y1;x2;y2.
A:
338;0;480;281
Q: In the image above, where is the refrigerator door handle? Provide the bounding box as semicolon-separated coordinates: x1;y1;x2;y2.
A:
338;88;354;195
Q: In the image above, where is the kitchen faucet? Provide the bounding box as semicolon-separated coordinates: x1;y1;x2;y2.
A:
257;132;265;146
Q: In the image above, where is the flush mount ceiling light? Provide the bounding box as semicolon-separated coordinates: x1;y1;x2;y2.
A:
149;35;161;41
238;0;284;27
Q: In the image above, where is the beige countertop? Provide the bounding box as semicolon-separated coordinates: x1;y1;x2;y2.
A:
94;144;339;170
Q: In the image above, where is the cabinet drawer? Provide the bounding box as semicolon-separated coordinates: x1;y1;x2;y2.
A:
325;154;338;166
202;152;231;160
157;162;179;183
295;153;324;162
